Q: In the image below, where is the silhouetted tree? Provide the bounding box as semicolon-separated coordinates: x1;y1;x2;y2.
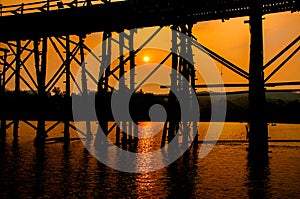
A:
52;87;63;97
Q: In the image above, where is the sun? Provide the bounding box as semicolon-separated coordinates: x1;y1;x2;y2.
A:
143;56;150;62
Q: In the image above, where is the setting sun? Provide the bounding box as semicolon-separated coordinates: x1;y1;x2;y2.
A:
143;56;150;62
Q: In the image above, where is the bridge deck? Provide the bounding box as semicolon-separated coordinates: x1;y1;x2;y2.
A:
0;0;299;41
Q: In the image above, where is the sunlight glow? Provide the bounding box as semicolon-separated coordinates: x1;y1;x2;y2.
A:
143;56;150;62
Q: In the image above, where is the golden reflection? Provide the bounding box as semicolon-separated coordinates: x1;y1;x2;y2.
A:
138;121;151;127
134;173;157;197
136;122;163;153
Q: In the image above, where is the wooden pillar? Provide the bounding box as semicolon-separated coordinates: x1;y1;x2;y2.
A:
64;35;71;140
119;32;127;144
248;0;268;158
79;35;92;138
15;40;21;94
34;38;47;142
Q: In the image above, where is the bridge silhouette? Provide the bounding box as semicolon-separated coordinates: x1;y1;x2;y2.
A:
0;0;299;40
0;0;299;158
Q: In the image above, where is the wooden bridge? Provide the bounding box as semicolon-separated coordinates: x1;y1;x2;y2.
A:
0;0;299;158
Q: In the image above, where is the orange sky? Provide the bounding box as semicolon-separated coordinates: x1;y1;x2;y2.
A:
0;0;299;94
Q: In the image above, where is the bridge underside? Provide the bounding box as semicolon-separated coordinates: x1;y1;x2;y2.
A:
0;0;299;41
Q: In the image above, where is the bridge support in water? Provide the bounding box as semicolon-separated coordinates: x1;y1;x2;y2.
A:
0;48;8;140
248;0;269;158
96;29;138;147
0;34;99;143
161;24;198;148
95;25;199;148
34;37;47;142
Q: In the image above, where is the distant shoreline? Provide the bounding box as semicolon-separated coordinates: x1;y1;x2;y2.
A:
1;90;299;124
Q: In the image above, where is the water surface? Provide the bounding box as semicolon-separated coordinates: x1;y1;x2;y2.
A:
0;122;299;198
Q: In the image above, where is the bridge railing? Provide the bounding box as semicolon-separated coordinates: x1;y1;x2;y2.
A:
0;0;298;17
0;0;107;16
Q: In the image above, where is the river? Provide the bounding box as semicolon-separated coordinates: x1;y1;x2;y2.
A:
0;121;299;198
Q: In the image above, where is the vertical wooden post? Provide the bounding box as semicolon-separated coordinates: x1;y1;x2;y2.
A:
34;37;47;142
0;50;8;140
79;35;92;138
64;35;71;140
129;30;137;142
248;0;268;158
119;32;127;145
15;40;21;94
96;31;111;146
